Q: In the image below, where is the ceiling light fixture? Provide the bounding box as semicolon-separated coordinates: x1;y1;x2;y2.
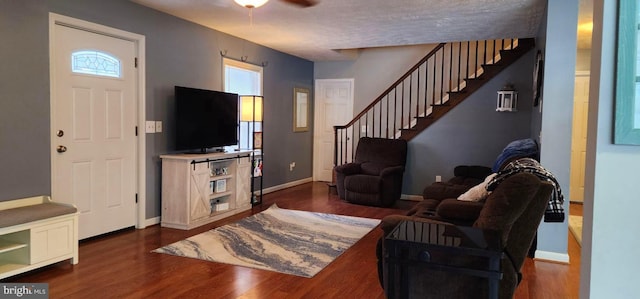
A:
234;0;269;9
234;0;269;25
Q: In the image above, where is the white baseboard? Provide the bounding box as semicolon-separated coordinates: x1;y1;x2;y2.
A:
144;216;160;227
401;194;423;201
534;250;570;264
262;177;313;194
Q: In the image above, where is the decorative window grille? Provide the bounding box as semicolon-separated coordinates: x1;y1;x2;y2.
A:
71;50;121;78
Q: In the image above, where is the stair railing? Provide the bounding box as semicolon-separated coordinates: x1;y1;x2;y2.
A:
333;39;518;167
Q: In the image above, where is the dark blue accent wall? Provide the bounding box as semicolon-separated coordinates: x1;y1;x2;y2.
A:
0;0;314;219
404;49;536;195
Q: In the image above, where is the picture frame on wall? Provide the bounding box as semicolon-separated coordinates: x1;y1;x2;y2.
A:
293;88;310;132
253;131;263;149
614;0;640;145
532;50;543;108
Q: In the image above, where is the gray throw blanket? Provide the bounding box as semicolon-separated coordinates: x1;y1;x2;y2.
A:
486;158;565;223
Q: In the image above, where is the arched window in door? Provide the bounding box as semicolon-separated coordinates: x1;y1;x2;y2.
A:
71;50;121;78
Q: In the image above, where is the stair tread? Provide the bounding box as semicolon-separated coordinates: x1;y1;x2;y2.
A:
336;38;535;145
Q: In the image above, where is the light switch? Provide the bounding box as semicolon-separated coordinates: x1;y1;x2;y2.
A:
145;121;156;133
155;121;162;133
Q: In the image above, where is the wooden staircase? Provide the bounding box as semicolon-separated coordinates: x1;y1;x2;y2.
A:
400;38;535;140
333;38;535;166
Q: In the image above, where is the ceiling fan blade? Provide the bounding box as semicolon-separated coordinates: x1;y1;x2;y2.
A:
280;0;317;8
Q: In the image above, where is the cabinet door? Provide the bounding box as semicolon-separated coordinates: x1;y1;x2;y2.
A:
236;156;252;208
190;163;212;221
31;219;74;264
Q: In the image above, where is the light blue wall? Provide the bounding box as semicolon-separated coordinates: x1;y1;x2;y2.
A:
581;0;640;297
535;0;578;258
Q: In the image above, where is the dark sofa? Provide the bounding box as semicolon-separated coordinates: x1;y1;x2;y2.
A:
420;165;493;217
419;138;541;222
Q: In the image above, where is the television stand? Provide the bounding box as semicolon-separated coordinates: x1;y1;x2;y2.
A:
159;151;253;230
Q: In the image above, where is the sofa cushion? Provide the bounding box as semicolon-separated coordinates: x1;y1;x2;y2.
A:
407;199;439;217
453;165;493;180
360;162;386;176
457;173;497;202
344;174;380;193
422;182;470;200
447;176;485;187
354;137;408;166
0;203;77;228
436;199;484;222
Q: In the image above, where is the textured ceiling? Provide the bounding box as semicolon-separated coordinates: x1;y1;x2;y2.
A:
131;0;591;61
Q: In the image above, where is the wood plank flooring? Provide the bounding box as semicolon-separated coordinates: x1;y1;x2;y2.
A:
2;182;580;298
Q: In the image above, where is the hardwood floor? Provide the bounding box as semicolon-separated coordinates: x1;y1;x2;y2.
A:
3;182;580;298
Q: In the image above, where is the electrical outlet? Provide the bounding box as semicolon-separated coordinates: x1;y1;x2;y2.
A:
289;162;296;171
435;175;442;182
145;121;156;133
155;121;162;133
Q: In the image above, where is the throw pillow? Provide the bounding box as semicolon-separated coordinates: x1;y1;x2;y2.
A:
457;173;497;202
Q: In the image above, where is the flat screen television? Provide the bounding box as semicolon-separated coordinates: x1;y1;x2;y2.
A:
175;86;238;153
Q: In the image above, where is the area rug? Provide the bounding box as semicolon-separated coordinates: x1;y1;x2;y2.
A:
568;215;582;247
153;204;380;278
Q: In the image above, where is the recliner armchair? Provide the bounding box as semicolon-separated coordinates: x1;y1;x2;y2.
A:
334;137;408;207
377;172;554;298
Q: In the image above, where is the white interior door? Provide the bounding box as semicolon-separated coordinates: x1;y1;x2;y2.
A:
570;72;590;203
313;79;354;182
51;24;137;239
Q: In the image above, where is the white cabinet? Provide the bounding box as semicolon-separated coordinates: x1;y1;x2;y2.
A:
30;219;76;264
0;196;78;280
160;151;252;230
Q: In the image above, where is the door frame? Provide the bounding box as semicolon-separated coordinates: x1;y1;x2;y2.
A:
312;78;354;182
49;13;147;229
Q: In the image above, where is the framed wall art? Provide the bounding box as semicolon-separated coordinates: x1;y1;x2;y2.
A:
293;88;309;132
614;0;640;145
532;50;544;108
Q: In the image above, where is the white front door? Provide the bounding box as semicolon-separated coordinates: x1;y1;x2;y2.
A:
313;79;354;182
51;24;137;239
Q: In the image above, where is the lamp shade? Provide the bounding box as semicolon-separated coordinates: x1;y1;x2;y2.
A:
234;0;269;8
240;95;263;122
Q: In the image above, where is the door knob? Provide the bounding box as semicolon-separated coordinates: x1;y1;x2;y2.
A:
56;145;67;153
